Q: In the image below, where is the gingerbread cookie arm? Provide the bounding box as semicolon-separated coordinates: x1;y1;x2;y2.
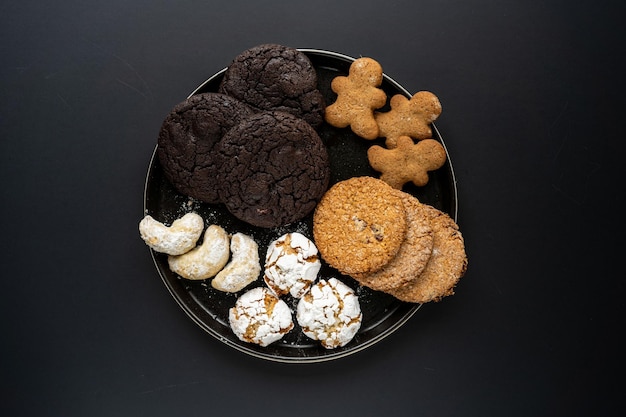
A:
324;77;354;128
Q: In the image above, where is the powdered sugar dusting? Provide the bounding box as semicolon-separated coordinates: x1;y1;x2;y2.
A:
229;287;294;347
296;278;362;348
264;232;321;298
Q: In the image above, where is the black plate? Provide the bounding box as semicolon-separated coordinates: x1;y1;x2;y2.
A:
143;49;458;363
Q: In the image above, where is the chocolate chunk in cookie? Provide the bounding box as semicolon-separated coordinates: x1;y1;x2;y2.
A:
218;44;325;128
215;111;330;228
157;93;256;203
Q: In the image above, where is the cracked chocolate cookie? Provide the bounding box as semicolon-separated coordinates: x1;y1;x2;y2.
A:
218;44;325;129
157;93;256;203
215;111;330;228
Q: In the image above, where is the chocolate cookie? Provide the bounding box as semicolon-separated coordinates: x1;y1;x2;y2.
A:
215;111;330;228
218;44;325;128
157;93;256;203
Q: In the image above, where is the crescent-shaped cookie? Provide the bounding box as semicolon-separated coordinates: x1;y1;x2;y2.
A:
139;213;204;256
167;224;230;280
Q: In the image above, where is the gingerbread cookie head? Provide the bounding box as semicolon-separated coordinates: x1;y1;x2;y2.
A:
324;57;387;140
367;136;447;189
375;91;442;148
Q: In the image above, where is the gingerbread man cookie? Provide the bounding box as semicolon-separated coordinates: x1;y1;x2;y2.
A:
324;57;387;140
375;91;442;148
367;136;446;189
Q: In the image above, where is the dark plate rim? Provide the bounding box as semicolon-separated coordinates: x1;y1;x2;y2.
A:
143;48;457;363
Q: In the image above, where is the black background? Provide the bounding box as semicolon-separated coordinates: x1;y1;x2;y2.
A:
1;1;623;416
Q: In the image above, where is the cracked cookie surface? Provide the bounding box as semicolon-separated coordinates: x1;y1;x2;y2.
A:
157;93;256;203
215;111;330;228
229;287;294;347
296;278;362;349
264;232;321;298
218;44;325;128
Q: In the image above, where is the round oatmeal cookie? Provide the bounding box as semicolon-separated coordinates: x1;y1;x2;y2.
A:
215;111;330;228
157;93;256;203
218;44;325;128
387;204;467;303
352;191;434;292
312;176;407;275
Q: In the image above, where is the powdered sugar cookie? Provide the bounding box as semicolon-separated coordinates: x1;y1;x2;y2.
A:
139;213;204;256
263;233;321;298
296;278;362;349
167;224;230;280
211;233;261;293
229;287;294;347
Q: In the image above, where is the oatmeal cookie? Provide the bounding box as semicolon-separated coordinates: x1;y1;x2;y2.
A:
387;204;467;303
352;191;434;292
312;176;407;275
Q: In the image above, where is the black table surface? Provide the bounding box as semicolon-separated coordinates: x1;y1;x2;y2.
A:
1;1;623;416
